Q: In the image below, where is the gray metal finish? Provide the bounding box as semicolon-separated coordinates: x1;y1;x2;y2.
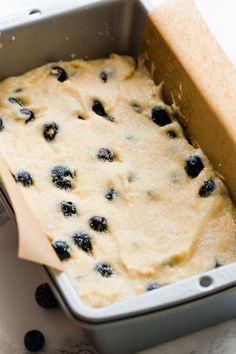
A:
1;1;236;353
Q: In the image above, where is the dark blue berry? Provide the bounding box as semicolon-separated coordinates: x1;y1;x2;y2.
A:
8;97;23;106
92;100;114;122
43;122;59;141
167;130;177;138
100;71;108;83
13;170;33;187
60;201;77;216
51;165;76;190
199;179;216;197
147;282;161;291
105;189;117;201
215;261;223;268
97;148;115;162
52;240;70;261
95;263;113;277
24;330;45;352
92;99;107;116
51;66;68;82
185;155;204;178
0;118;5;131
35;283;58;308
20;108;35;123
72;232;92;253
89;216;108;232
151;106;171;126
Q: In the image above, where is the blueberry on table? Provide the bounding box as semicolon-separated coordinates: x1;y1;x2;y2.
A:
24;330;45;352
146;282;161;291
105;188;117;201
0;118;5;132
185;155;204;178
95;263;113;277
20;108;35;124
199;179;216;197
89;216;108;232
35;282;58;308
97;148;115;162
52;240;70;260
151;106;172;126
51;165;76;190
72;232;93;253
60;201;77;216
8;97;23;106
43;122;59;141
50;66;68;82
13;170;33;187
167;130;177;138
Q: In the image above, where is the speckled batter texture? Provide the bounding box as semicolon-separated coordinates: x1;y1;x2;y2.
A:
0;54;236;308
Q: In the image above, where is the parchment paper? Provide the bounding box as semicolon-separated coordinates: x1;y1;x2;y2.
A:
141;0;236;201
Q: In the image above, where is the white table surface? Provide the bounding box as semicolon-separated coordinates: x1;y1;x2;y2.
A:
0;1;236;353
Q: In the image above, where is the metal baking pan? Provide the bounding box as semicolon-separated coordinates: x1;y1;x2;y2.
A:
1;0;236;353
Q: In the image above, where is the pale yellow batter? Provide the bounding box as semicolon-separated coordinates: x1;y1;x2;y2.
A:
0;54;236;308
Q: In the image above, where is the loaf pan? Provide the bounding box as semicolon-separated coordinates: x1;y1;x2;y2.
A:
1;1;236;353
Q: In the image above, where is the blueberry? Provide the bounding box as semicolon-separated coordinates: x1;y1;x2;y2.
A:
185;155;204;178
13;170;33;187
215;261;223;268
35;283;58;308
43;122;59;141
0;118;5;132
60;201;77;216
97;148;115;162
52;240;70;261
51;165;76;190
8;97;23;106
105;189;117;201
95;263;113;277
24;330;45;352
92;99;107;116
147;282;161;291
72;232;92;253
167;130;177;138
89;216;108;232
20;108;35;124
51;66;68;82
199;179;216;197
151;106;171;126
100;71;108;83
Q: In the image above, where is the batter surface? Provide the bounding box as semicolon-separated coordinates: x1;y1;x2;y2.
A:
0;54;236;308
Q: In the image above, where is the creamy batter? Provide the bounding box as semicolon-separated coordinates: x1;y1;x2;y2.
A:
0;54;236;308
